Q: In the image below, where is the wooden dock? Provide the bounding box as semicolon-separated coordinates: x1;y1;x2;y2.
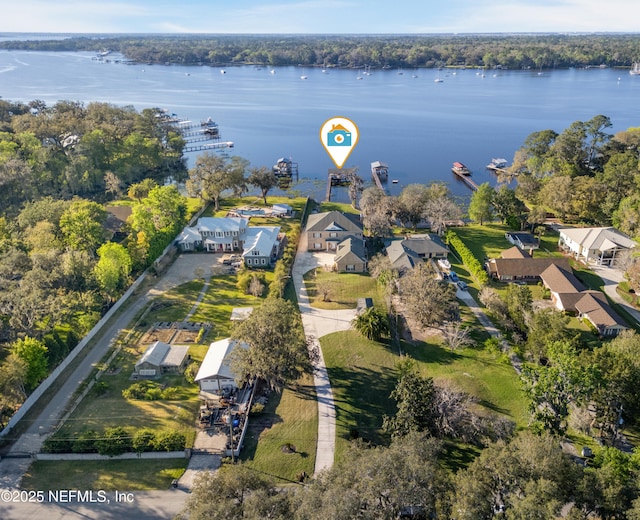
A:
370;161;388;190
452;169;478;191
325;167;357;201
371;169;384;190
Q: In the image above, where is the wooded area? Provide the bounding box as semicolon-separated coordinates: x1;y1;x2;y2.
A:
2;34;640;70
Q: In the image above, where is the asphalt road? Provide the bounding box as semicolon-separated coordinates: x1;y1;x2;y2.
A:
1;489;189;520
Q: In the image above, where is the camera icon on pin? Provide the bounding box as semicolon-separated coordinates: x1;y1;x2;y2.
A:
327;124;352;146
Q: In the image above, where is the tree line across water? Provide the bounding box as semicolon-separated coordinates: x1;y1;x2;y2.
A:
3;33;640;70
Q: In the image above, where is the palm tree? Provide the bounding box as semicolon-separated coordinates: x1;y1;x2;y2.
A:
351;307;389;341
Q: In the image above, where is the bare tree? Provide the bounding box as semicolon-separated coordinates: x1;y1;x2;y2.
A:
316;279;332;302
248;274;265;297
441;321;473;351
399;263;458;329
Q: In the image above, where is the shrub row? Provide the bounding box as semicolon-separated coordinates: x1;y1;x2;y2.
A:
122;380;179;400
445;230;489;286
42;427;186;455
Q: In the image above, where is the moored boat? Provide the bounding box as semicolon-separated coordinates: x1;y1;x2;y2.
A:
486;158;508;170
630;62;640;75
452;162;471;176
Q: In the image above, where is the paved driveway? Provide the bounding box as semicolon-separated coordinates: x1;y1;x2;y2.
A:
292;250;357;475
591;264;640;326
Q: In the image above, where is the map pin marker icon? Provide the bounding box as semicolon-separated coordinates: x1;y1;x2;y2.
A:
320;116;359;169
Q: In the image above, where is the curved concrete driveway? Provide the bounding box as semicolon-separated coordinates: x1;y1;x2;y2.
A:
592;265;640;326
292;250;356;476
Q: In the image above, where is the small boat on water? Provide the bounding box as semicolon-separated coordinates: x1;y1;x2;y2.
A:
486;158;508;170
452;162;471;176
630;62;640;75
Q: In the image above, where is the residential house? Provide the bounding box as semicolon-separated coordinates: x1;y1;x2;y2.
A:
176;217;282;267
505;232;539;252
385;234;449;274
176;217;248;253
195;338;249;393
485;247;571;281
539;264;589;312
305;211;363;252
575;293;629;337
539;263;628;337
134;341;189;377
334;236;367;272
558;227;636;266
241;226;281;267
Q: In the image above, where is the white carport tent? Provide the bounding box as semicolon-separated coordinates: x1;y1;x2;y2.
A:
194;338;248;392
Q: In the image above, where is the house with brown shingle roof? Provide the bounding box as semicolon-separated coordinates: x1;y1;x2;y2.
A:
539;263;628;337
575;293;628;337
485;247;571;282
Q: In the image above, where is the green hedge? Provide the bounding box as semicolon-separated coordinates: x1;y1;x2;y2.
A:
445;230;489;286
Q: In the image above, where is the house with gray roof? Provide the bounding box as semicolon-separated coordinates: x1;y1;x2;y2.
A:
241;226;281;267
176;217;249;253
558;227;636;266
334;236;367;272
305;211;363;252
134;341;189;378
385;234;449;274
176;217;282;267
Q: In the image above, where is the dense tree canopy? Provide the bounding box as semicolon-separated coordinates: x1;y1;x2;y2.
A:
5;34;640;71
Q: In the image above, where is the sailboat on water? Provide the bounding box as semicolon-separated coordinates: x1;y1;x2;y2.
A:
630;62;640;75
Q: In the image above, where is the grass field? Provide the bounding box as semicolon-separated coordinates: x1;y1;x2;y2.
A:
321;328;529;460
21;459;188;491
303;271;383;310
240;374;317;482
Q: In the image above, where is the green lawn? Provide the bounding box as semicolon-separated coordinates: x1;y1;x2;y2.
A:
321;328;529;462
21;459;188;491
303;271;383;310
321;330;398;458
452;222;561;262
240;374;317;482
189;275;267;340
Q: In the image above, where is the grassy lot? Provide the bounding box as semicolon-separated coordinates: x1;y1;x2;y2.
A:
321;328;529;461
22;459;188;491
452;222;562;263
240;374;317;482
321;331;398;458
147;279;206;322
189;275;267;340
303;271;383;310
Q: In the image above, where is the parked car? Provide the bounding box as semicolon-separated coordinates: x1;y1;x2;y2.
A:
437;258;451;270
449;271;459;282
456;281;468;291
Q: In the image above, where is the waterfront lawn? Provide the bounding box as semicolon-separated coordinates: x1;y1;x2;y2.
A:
303;270;383;310
240;374;317;482
452;223;561;262
22;459;188;491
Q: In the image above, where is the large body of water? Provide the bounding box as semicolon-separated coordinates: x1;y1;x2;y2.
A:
1;49;640;202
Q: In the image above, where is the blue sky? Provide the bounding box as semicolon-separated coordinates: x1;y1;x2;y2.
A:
2;0;639;34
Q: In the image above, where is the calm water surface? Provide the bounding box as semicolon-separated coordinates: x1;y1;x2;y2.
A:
1;49;640;201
